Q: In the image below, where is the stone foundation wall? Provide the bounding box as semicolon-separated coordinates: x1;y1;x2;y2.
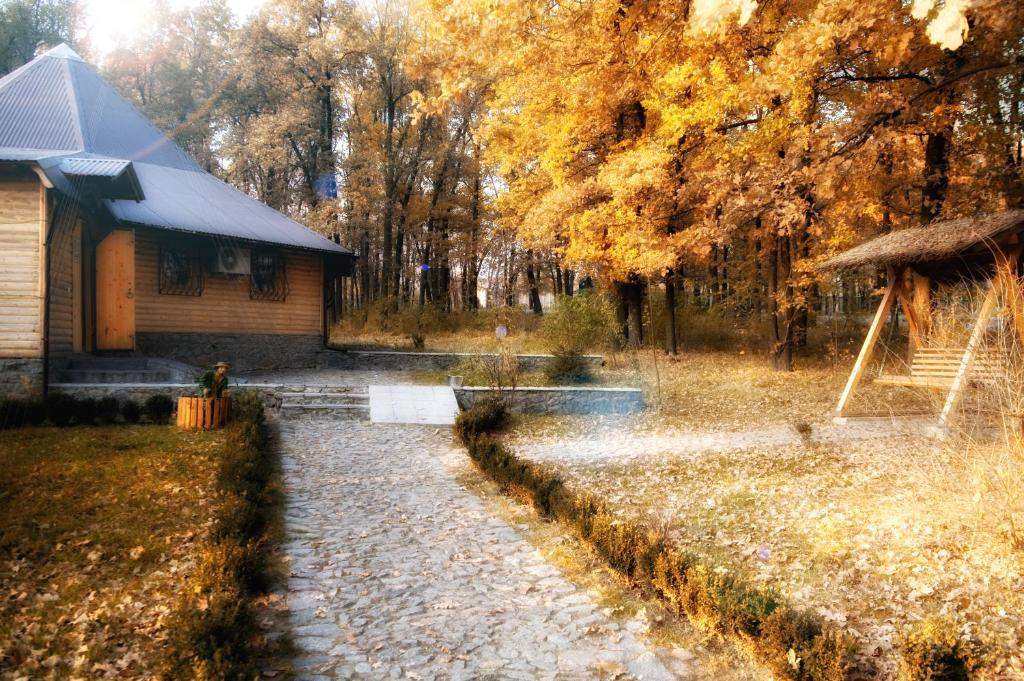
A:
322;349;605;373
454;386;644;415
49;383;286;411
0;359;44;399
136;333;324;372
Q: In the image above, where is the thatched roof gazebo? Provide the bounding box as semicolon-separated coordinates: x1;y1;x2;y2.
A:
819;209;1024;426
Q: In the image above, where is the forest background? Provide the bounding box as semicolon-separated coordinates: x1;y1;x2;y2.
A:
3;0;1023;370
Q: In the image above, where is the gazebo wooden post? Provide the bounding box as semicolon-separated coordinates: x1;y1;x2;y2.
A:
912;272;932;341
835;266;900;420
938;280;1000;428
938;247;1020;428
897;269;922;362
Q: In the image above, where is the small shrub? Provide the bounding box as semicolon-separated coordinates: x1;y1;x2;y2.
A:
454;397;508;442
410;332;426;349
95;396;121;424
475;346;521;394
540;293;619;355
73;397;97;425
898;618;980;681
544;349;595;384
45;393;77;427
0;399;46;429
143;394;175;424
396;303;450;338
120;399;142;424
231;391;265;427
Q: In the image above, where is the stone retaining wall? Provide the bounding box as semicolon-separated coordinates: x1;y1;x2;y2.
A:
454;386;644;415
49;383;287;411
136;333;325;372
322;349;605;373
0;359;44;399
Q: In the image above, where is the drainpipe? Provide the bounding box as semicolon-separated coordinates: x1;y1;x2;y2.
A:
42;194;56;398
32;165;56;399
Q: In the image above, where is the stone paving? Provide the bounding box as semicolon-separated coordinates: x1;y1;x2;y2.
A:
277;418;689;680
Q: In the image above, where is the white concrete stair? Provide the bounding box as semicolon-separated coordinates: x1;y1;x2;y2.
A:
368;385;459;425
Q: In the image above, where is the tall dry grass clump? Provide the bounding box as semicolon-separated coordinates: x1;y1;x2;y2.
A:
905;279;1024;551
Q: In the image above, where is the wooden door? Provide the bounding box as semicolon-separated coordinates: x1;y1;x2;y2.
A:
95;230;135;350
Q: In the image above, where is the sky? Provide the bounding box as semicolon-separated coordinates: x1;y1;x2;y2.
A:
82;0;268;55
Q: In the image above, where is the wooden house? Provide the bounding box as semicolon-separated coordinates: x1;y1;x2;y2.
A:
0;45;353;398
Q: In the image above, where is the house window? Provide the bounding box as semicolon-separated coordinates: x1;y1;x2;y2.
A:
158;248;203;296
250;249;288;301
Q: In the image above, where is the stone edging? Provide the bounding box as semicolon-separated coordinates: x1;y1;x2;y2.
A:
454;386;644;415
321;349;605;373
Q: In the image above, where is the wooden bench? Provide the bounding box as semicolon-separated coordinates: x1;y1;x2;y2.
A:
875;347;1006;389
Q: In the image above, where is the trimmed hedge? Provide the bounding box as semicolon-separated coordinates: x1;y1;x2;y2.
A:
161;390;277;680
144;394;175;425
455;400;853;680
0;398;46;429
0;393;177;427
121;398;142;424
898;618;980;681
454;400;982;680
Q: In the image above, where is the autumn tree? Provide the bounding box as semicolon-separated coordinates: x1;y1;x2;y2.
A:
0;0;77;76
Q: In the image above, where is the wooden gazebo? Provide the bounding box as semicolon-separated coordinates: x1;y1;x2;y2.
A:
820;209;1024;426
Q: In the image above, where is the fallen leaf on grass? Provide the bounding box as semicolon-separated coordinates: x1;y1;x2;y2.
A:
128;546;145;561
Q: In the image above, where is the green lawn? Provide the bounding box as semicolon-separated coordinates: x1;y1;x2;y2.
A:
0;425;225;678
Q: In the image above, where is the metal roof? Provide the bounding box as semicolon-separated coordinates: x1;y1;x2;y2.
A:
0;45;350;256
59;157;144;201
59;157;132;177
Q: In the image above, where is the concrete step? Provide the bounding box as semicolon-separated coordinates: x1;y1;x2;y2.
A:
279;403;369;420
280;392;369;406
281;400;368;409
279;389;368;397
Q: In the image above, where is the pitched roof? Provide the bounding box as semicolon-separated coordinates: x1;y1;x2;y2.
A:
0;45;350;256
819;209;1024;272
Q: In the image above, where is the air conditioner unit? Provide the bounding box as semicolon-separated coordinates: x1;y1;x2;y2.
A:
213;246;251;275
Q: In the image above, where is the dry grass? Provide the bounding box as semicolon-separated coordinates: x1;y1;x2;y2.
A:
518;434;1024;679
0;425;224;679
497;338;1024;678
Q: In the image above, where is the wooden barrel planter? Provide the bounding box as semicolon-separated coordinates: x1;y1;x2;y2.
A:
176;395;232;431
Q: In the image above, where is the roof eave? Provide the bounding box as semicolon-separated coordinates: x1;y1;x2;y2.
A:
117;220;354;257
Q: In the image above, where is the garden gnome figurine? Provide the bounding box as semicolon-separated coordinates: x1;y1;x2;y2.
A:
198;362;230;397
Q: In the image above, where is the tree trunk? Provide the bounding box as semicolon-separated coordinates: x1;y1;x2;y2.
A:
921;131;950;223
463;146;481;311
767;228;793;371
359;229;371;310
616;282;630;340
626;281;644;348
664;269;678;355
526;250;542;314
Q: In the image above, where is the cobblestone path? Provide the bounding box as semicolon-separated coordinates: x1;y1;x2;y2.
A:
278;419;685;680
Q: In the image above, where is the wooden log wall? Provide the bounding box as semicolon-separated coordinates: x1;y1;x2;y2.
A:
0;177;43;358
134;230;323;336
